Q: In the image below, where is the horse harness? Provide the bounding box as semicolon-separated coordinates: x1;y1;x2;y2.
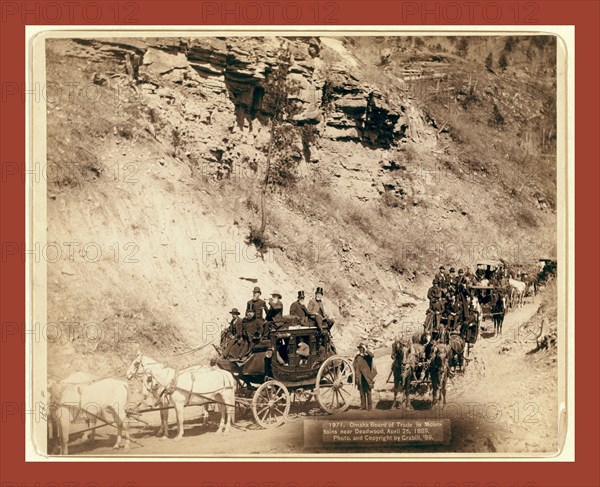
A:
141;364;234;409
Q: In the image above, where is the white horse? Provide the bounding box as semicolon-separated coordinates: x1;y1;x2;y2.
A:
48;372;131;455
126;352;235;441
140;365;210;440
509;278;527;309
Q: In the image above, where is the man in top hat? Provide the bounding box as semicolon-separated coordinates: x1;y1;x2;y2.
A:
289;290;312;325
247;286;268;320
307;287;334;332
353;343;377;411
222;308;242;358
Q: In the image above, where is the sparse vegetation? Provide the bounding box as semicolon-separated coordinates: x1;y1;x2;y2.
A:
499;52;508;70
490;103;505;127
456;38;469;57
45;36;558;384
485;52;493;71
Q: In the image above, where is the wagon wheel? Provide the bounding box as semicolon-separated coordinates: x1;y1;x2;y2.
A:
315;356;354;414
252;380;290;429
518;321;542;346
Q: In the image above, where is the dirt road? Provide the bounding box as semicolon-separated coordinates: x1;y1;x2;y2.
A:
66;293;558;456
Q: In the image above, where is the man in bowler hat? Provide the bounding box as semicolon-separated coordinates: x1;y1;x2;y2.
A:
247;286;268;320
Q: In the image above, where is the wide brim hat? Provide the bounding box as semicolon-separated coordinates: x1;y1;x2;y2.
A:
315;286;324;295
230;308;240;315
357;342;367;349
253;286;261;294
271;291;282;299
449;267;456;273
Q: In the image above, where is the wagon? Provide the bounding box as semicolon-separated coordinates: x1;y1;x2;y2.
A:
215;325;355;428
475;259;505;282
469;284;503;321
538;258;557;282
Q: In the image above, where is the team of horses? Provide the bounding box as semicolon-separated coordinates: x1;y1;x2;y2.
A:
389;274;540;410
391;331;466;409
47;351;236;455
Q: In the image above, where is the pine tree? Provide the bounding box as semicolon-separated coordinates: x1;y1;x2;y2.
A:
252;46;302;248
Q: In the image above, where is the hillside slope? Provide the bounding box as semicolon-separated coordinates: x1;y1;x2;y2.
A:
45;36;557;376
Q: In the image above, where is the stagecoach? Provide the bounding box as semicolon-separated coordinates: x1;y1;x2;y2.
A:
215;325;355;428
469;284;501;321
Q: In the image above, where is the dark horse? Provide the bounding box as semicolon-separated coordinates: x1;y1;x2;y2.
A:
491;291;505;335
391;338;415;408
429;342;450;406
448;333;467;372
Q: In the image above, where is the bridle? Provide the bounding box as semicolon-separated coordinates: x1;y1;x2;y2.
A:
126;355;145;380
394;341;411;374
128;355;168;404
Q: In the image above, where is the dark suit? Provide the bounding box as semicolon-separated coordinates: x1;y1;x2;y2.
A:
353;351;377;410
308;298;331;331
290;300;311;322
266;301;284;323
247;298;268;320
221;317;242;358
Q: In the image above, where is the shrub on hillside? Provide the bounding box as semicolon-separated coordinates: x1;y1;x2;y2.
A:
489;103;505;128
498;52;508;70
247;224;270;253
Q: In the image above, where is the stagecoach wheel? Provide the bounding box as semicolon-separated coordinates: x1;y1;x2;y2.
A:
315;356;355;414
252;380;290;429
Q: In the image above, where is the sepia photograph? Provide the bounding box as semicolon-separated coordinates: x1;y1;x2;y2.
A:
30;30;566;458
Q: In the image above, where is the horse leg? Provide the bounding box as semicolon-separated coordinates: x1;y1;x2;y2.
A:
109;408;122;450
56;410;69;455
202;405;209;426
173;399;185;442
157;407;169;439
216;401;226;434
441;374;447;407
225;392;235;433
81;419;95;444
117;408;130;450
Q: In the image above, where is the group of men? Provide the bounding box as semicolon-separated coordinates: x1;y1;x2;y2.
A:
426;266;481;335
220;286;335;360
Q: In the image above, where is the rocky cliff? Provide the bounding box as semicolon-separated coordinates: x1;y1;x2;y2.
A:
45;35;557;375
